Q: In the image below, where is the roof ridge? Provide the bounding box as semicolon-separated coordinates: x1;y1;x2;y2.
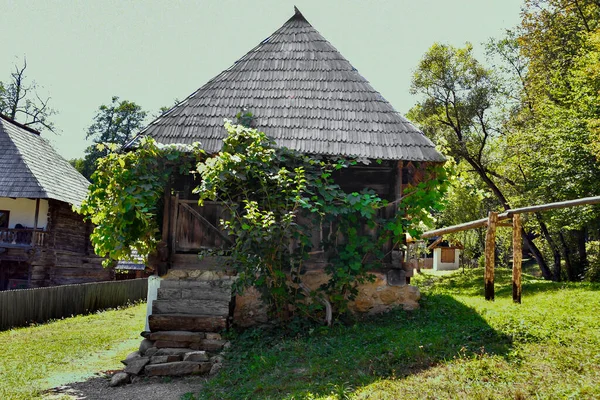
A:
0;114;41;136
291;6;309;23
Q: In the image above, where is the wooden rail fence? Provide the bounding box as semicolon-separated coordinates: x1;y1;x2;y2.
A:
0;278;148;331
421;196;600;303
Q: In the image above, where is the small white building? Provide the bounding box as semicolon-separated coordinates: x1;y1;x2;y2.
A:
428;238;463;271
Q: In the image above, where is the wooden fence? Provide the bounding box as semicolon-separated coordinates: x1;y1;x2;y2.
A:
0;278;148;331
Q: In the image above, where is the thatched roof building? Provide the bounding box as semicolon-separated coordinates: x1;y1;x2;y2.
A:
141;7;444;163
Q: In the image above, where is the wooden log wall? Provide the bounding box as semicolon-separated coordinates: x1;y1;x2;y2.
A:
43;200;111;286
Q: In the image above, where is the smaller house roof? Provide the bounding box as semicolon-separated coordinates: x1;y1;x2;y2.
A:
0;115;90;206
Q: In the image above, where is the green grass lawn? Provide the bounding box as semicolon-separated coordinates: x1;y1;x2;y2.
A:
197;268;600;399
0;302;146;400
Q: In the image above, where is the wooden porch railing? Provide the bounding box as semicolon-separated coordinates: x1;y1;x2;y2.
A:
0;228;47;248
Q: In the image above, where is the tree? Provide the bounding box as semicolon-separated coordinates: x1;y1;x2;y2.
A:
408;42;555;280
507;0;600;280
0;58;56;132
81;96;147;180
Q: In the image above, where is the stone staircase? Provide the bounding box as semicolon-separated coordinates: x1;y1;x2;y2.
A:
114;266;236;384
149;275;233;333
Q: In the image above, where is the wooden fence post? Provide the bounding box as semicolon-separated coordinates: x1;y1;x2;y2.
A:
512;214;522;304
485;211;498;301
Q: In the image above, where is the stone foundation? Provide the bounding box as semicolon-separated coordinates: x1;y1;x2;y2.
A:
233;270;421;327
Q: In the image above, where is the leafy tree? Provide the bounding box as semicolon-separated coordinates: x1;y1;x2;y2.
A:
408;42;555;279
81;96;147;180
508;0;600;280
0;58;56;132
78;138;199;265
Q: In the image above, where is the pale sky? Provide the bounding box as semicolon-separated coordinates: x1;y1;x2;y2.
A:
1;0;523;160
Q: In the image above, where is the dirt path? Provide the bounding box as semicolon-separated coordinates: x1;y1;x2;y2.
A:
43;375;206;400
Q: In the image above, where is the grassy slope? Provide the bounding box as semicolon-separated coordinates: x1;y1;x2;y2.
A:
198;269;600;400
0;302;146;400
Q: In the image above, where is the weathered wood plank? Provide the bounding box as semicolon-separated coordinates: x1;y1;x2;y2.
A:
148;314;227;332
152;300;229;316
157;288;232;302
485;212;498;301
171;254;229;271
512;214;522;304
159;279;234;290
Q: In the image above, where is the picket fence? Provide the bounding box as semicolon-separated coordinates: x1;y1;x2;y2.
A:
0;278;148;331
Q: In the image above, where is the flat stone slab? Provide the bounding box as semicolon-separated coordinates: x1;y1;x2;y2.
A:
154;348;194;357
124;357;150;375
190;339;227;352
144;361;212;376
154;340;192;349
148;314;227;332
149;355;181;364
148;331;205;342
183;351;209;362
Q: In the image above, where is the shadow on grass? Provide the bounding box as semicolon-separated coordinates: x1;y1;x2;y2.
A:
197;294;512;399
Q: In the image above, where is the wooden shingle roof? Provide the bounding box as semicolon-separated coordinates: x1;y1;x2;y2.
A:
142;8;444;162
0;115;90;206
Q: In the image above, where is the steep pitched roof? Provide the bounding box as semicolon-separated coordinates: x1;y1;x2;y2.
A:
141;8;445;162
0;115;90;206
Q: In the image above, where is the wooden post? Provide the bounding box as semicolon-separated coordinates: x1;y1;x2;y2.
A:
170;193;179;257
485;211;498;301
31;198;40;246
512;214;522;304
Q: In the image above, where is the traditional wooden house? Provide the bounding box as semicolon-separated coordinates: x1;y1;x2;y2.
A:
136;8;445;333
0;115;111;290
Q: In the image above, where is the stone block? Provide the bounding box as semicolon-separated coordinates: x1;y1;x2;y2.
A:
190;339;227;352
154;340;191;349
124;357;150;376
386;269;406;286
149;331;205;342
205;332;222;340
149;355;180;364
183;351;209;362
144;361;212;376
209;362;222;376
145;347;158;357
110;372;130;387
155;348;194;357
121;351;141;365
139;339;155;355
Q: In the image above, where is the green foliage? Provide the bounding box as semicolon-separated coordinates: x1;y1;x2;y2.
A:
197;270;600;399
78;137;200;266
81;96;148;180
195;121;448;319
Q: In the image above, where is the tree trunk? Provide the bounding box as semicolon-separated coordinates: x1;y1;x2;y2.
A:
522;232;553;280
559;231;575;281
577;228;588;280
535;214;561;281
